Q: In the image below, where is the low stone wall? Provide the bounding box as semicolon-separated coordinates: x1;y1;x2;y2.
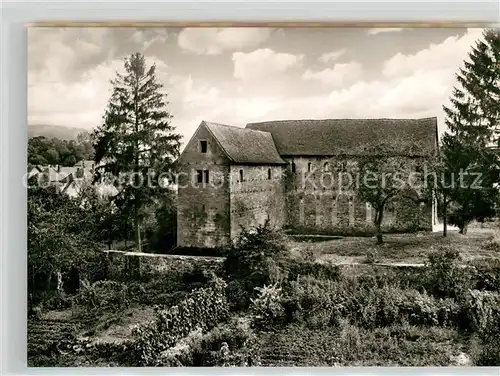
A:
103;250;224;280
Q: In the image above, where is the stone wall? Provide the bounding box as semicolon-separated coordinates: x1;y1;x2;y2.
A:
230;164;286;239
177;124;231;248
283;156;432;235
104;251;224;280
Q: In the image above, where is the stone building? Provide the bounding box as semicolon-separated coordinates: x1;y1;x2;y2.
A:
177;118;439;248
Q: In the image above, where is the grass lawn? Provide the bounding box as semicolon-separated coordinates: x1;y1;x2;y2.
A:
289;228;499;265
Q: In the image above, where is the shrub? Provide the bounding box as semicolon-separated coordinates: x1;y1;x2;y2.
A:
464;290;500;365
39;291;73;311
354;285;405;328
301;245;319;262
424;247;472;298
226;280;249;311
287;261;341;282
364;249;379;264
141;316;258;367
224;221;290;295
195;317;259;366
463;289;500;334
132;277;229;366
73;280;129;312
435;298;461;327
282;276;344;328
483;231;500;252
469;258;500;292
397;289;439;327
250;284;286;329
474;329;500;366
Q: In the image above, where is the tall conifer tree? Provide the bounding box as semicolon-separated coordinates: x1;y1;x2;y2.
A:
441;29;500;234
92;53;181;252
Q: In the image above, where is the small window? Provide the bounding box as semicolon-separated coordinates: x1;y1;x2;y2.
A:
291;162;296;173
268;168;272;180
196;170;203;184
308;162;312;172
239;169;244;182
203;170;209;184
415;163;423;173
200;140;207;153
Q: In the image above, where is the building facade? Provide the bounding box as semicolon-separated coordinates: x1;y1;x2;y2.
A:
177;118;439;248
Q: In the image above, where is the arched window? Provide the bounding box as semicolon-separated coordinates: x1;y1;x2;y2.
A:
239;169;244;182
323;162;330;172
268;168;272;180
291;162;296;173
308;162;312;172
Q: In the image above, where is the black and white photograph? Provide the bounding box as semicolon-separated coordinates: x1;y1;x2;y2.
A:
27;25;500;367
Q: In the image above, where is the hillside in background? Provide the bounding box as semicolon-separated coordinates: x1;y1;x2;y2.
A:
28;124;89;141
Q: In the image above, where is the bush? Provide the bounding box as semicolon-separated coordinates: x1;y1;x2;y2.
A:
281;276;462;330
287;260;341;282
469;258;500;292
73;280;129;312
282;276;343;328
483;231;500;252
464;290;500;365
463;289;500;334
140;316;258;367
193;317;259;366
424;247;472;298
224;221;290;295
132;277;230;366
250;284;286;329
38;291;73;312
301;245;319;262
226;280;249;311
364;249;379;264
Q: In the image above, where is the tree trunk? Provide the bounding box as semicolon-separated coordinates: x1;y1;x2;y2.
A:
443;199;448;237
46;272;52;290
459;223;468;235
135;216;142;252
56;270;63;294
375;209;384;245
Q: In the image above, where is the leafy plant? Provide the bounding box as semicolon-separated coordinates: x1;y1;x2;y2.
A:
250;284;286;329
424;247;472;298
224;220;290;295
287;260;341;282
226;280;249;311
132;277;229;366
73;280;130;312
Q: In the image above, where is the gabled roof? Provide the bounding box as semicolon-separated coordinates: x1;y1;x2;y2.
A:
245;117;438;157
202;121;285;165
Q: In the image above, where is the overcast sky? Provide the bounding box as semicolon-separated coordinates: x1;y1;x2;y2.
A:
28;27;484;148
